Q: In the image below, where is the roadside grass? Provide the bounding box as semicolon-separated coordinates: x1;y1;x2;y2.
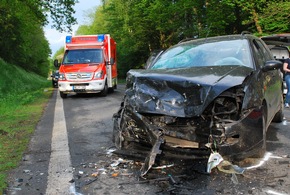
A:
0;59;52;192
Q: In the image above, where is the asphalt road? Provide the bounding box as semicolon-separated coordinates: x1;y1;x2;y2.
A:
5;85;290;195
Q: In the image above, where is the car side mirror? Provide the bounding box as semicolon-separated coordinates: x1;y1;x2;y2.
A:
262;60;282;72
54;59;60;68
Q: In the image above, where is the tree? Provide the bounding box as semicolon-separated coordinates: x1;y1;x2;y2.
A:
37;0;77;32
0;0;77;76
259;1;290;34
75;0;290;78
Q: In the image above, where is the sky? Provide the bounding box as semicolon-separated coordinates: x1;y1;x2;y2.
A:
44;0;101;56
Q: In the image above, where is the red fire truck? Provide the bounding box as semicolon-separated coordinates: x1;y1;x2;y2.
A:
54;34;117;98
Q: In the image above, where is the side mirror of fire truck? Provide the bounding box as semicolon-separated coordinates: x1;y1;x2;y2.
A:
106;58;114;65
54;59;60;68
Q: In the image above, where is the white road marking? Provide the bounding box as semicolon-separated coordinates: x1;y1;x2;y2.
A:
46;93;76;195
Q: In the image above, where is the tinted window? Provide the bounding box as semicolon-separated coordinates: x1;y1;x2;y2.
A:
256;39;273;61
252;39;273;68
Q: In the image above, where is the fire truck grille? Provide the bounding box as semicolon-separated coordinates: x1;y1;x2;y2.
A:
66;72;93;81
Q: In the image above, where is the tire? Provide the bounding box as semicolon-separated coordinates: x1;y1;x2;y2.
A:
109;84;117;93
272;94;284;123
60;91;67;98
99;81;108;96
273;109;284;123
52;81;57;88
253;104;267;158
108;87;114;93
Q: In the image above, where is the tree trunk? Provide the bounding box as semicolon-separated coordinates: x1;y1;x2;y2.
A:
252;8;263;34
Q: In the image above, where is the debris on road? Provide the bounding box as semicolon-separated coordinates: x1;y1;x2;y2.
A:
207;152;245;174
70;146;290;194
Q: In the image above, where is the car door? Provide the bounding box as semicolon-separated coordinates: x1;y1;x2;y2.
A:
251;38;282;122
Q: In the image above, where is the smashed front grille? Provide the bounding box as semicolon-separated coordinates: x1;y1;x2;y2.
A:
126;86;244;145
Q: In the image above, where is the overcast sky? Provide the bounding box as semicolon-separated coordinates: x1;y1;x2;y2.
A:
44;0;101;56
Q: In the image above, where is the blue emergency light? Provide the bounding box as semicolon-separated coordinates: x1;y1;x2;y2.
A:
66;36;72;43
98;34;105;42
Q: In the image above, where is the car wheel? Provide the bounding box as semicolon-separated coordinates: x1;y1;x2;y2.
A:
60;91;67;99
273;109;284;123
99;81;108;96
272;94;284;123
253;104;267;158
109;84;117;93
108;87;114;93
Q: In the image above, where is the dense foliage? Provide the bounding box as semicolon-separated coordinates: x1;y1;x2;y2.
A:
76;0;290;78
0;0;76;77
1;0;289;78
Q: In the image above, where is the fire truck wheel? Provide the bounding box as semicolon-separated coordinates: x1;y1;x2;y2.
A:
100;82;108;96
108;87;114;93
60;91;67;98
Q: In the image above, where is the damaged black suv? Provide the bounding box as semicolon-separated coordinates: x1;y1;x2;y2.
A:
113;33;284;176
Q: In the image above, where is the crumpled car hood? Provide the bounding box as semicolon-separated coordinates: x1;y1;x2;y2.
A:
125;65;253;117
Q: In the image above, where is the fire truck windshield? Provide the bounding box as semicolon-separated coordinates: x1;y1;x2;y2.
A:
63;49;103;64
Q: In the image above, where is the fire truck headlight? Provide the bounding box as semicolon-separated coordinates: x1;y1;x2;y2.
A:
94;71;103;79
59;74;66;80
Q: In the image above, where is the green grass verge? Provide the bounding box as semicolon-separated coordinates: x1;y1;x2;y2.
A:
0;59;53;192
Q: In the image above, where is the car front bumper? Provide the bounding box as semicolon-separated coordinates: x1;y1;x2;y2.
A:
113;104;264;161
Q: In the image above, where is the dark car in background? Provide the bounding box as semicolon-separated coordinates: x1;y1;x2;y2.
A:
113;33;284;176
51;70;59;88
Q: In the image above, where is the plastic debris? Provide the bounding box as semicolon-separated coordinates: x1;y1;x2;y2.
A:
207;152;224;173
231;173;239;185
110;158;133;167
140;132;164;176
217;160;245;174
120;171;134;176
168;174;178;185
91;172;99;177
106;148;116;156
112;172;119;177
69;179;75;183
152;164;174;169
207;152;245;174
84;178;97;186
23;170;31;173
16;178;24;183
110;159;122;167
207;152;245;185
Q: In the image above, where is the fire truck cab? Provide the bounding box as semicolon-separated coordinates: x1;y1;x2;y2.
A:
54;34;117;98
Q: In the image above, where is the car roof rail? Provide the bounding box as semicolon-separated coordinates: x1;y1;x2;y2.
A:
241;31;252;36
178;38;197;44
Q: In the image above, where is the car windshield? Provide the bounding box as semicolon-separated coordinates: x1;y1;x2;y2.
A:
151;39;253;69
63;49;103;64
